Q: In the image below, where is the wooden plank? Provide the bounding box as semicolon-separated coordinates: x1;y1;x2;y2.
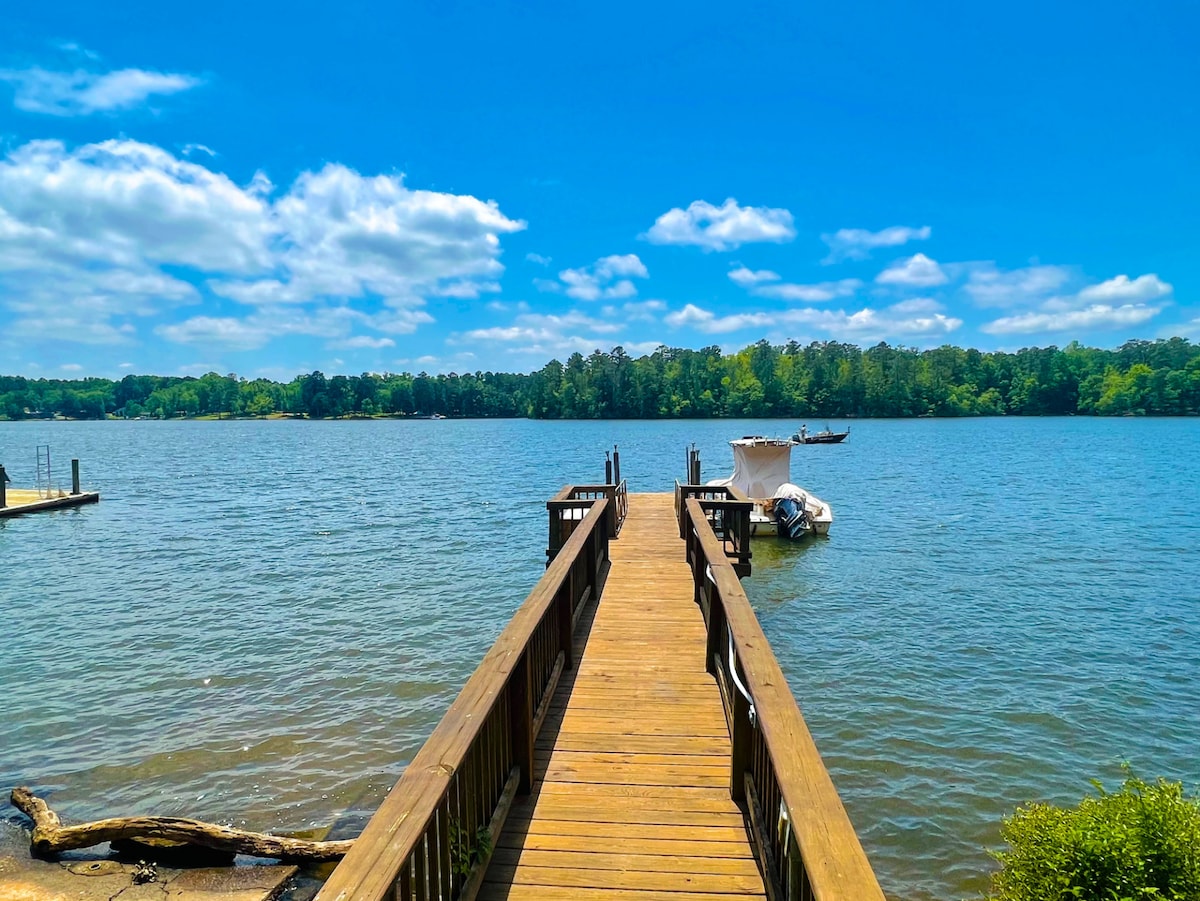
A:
529;782;735;801
495;831;756;859
483;864;764;894
478;886;764;901
500;817;753;843
520;793;740;815
489;847;763;877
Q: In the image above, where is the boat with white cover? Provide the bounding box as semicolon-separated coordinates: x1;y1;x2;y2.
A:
708;436;833;539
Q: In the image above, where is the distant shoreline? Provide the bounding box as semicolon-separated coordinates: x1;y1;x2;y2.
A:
5;411;1199;423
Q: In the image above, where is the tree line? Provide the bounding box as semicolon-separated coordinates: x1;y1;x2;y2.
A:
3;338;1199;421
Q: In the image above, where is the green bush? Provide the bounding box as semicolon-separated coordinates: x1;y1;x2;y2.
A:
988;773;1200;901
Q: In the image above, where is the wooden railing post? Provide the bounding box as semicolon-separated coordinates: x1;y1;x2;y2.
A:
704;591;723;677
558;573;575;670
546;507;561;567
585;524;598;592
510;654;534;794
729;657;752;808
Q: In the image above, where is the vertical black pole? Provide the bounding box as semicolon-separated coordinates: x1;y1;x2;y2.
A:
0;465;7;508
605;452;613;485
612;445;620;484
71;459;81;495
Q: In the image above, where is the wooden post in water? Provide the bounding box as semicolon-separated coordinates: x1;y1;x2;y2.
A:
71;459;81;495
0;465;8;508
613;445;620;484
605;452;613;485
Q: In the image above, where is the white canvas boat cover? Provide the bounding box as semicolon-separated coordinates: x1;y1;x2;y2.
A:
709;439;793;499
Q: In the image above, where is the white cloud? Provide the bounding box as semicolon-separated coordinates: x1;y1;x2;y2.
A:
157;316;270;350
643;198;795;251
876;253;948;287
971;269;1173;336
516;311;622;335
158;305;391;350
451;302;643;361
615;299;666;321
982;304;1165;336
1077;273;1171;304
329;335;397;350
964;264;1073;307
455;310;621;344
118;362;135;369
728;267;781;287
0;66;201;115
752;278;862;302
664;304;775;334
60;363;83;372
545;253;649;301
665;300;962;340
888;297;944;314
821;225;931;263
0;139;524;348
525;252;551;266
727;266;861;302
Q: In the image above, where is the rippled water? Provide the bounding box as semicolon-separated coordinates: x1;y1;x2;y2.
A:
2;418;1198;900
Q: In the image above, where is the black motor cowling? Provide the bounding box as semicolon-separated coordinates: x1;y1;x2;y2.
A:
773;497;810;540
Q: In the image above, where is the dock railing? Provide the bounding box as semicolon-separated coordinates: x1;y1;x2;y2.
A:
676;482;753;577
681;496;886;901
546;481;627;563
316;494;611;901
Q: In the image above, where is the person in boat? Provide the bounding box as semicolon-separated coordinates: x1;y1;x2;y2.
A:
799;424;807;441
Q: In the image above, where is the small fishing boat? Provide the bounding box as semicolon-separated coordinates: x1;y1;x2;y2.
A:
708;437;833;539
793;424;849;444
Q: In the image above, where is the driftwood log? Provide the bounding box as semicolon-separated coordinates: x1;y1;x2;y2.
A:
10;787;355;862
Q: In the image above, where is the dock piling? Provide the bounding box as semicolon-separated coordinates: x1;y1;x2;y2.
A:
612;445;620;484
71;459;81;495
0;465;8;508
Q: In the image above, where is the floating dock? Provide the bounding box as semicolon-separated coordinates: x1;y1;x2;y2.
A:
0;488;100;518
0;457;99;518
318;479;883;901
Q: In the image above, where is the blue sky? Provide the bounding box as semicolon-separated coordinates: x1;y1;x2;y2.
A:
1;0;1196;378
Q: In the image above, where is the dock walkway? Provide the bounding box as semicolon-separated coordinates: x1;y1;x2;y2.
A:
480;493;765;899
317;479;884;901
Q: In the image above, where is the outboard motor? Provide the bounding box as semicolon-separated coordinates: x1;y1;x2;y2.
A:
773;497;810;540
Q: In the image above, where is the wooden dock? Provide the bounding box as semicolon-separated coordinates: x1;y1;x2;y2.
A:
481;493;763;899
318;481;884;901
0;488;100;518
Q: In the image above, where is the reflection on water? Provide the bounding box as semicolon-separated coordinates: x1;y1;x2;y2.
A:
2;417;1198;901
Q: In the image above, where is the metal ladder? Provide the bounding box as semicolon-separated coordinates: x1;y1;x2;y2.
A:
36;444;52;498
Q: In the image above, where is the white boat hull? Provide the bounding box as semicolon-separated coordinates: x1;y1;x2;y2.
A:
748;490;832;539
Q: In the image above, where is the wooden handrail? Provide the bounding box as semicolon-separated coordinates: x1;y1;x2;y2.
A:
676;483;753;576
683;497;885;901
547;483;627;558
317;498;611;901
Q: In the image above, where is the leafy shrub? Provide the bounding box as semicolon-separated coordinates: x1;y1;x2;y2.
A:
988;772;1200;901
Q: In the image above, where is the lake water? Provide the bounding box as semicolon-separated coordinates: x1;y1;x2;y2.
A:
2;417;1198;900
